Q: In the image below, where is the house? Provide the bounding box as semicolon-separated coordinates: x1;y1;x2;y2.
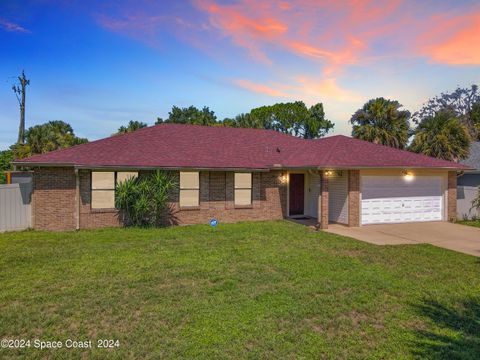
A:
458;141;480;219
13;123;470;231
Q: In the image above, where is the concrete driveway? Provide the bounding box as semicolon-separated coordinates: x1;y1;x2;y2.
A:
325;222;480;256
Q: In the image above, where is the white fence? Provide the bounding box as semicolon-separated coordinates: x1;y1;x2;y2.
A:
0;183;32;232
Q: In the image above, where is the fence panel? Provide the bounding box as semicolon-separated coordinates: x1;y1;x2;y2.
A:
0;183;32;232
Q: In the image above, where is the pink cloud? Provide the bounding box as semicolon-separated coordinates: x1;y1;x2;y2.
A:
420;13;480;65
234;79;290;97
0;18;29;33
93;0;480;100
193;0;405;74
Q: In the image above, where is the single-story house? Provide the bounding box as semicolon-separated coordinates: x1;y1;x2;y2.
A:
458;141;480;219
14;123;470;231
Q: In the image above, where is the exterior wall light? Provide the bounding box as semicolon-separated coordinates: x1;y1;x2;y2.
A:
324;170;333;176
403;170;414;181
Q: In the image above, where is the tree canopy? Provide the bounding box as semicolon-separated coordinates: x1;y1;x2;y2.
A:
0;150;13;184
412;85;480;140
115;120;148;135
409;110;471;161
12;120;88;159
155;103;333;138
244;102;333;138
350;98;411;149
156;106;217;126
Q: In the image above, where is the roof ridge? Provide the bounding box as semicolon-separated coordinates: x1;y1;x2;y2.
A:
155;122;299;138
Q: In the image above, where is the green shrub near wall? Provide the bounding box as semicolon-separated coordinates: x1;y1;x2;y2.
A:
115;170;178;227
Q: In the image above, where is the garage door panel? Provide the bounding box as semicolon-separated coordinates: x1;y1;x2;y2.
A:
361;175;444;225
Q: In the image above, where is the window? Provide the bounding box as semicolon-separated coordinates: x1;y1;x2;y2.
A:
91;171;138;209
117;172;138;183
235;172;252;206
180;172;199;207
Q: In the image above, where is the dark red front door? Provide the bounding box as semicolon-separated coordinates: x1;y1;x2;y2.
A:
289;174;304;216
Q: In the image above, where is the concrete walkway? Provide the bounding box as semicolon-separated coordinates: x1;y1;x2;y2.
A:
325;222;480;257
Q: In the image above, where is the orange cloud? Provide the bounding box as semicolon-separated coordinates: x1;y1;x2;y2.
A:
234;76;362;103
421;14;480;65
234;79;290;97
193;0;399;73
297;77;363;103
195;0;288;63
95;0;480;72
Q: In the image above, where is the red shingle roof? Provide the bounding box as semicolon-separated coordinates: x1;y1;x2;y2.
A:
14;123;470;170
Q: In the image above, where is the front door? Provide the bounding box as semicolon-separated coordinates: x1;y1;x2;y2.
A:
289;174;304;216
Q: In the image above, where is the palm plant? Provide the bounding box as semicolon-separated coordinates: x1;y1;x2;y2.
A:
409;110;471;161
350;98;411;149
115;170;178;227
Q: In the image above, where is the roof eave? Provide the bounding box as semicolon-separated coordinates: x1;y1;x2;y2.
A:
269;165;471;171
13;162;270;172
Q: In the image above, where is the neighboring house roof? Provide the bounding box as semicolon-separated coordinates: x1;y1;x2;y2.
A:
14;123;470;170
460;142;480;171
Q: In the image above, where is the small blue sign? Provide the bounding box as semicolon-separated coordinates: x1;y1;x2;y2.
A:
210;218;218;227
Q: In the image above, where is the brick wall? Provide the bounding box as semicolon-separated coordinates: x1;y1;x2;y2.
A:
348;170;360;227
320;172;329;229
447;171;457;222
171;170;287;225
79;170;121;229
33;168;288;230
32;167;76;231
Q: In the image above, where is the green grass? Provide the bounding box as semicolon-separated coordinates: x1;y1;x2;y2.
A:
0;221;479;359
458;219;480;228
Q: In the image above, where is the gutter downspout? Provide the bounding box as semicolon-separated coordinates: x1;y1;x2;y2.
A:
75;168;80;230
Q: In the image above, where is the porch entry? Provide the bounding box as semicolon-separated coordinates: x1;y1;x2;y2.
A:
289;174;304;216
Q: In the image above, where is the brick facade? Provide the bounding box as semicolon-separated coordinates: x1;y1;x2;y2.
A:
32;168;287;231
32;167;458;231
79;170;121;229
348;170;360;227
171;171;287;225
32;167;77;231
447;171;457;222
319;172;329;229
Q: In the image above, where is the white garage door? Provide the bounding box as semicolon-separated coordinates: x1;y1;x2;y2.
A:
361;176;444;225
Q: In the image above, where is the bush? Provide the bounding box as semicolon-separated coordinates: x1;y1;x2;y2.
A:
115;170;178;227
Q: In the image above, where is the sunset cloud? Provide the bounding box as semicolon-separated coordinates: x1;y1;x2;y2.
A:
233;76;362;104
234;79;289;97
420;14;480;65
93;0;480;101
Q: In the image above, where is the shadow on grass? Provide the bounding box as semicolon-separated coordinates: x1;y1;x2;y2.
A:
412;299;480;359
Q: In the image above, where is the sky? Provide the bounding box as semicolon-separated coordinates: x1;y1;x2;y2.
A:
0;0;479;150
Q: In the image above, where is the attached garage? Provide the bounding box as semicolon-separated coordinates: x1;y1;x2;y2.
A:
361;173;445;225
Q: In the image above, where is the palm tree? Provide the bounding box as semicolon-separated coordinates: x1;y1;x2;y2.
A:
25;121;87;153
409;110;471;161
350;98;411;149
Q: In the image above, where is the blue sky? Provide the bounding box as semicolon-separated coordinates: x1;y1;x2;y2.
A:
0;0;479;150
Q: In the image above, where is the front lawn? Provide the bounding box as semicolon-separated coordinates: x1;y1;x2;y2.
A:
458;219;480;228
0;221;479;359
